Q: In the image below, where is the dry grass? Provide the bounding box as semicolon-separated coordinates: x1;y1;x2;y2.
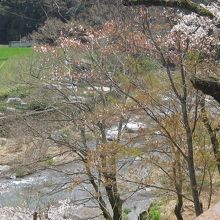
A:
161;173;220;220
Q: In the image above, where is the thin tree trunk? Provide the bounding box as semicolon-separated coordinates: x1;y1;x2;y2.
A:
180;65;202;216
207;168;213;209
181;101;203;216
102;155;123;220
174;194;183;220
33;212;38;220
98;115;123;220
85;162;113;220
173;151;184;220
200;97;220;175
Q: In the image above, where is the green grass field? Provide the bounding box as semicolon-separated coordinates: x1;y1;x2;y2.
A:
0;46;33;77
0;46;33;100
0;47;32;59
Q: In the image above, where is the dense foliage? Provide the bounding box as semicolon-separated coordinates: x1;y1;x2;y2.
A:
0;0;123;43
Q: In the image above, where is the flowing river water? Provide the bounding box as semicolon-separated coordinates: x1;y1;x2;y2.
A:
0;85;160;219
0;161;154;219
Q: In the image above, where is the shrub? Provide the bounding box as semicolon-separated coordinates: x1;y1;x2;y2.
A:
127;55;159;75
28;100;48;111
15;167;27;178
149;203;161;220
45;158;55;166
0;86;30;101
187;50;205;62
122;208;131;220
10;86;30;98
0;88;13;100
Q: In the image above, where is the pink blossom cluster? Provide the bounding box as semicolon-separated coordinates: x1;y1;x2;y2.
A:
136;4;220;65
33;45;49;53
33;45;57;55
0;199;85;220
169;3;220;57
58;37;83;49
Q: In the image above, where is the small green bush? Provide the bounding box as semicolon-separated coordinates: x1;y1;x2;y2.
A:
149;203;161;220
0;88;15;100
122;208;131;220
187;51;204;62
15;167;27;178
10;86;30;98
0;103;7;112
0;86;30;100
45;158;55;166
28;100;48;111
127;55;159;75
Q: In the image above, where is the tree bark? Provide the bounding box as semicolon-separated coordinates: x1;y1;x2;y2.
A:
98;116;123;220
85;162;113;220
190;77;220;174
173;151;184;220
102;155;123;220
181;100;203;216
174;194;183;220
200;97;220;175
33;212;38;220
190;77;220;104
178;65;203;216
122;0;214;19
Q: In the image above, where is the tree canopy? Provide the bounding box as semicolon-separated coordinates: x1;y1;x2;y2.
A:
122;0;214;18
0;0;121;43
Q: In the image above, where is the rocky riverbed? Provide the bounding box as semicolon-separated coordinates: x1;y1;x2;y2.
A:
0;117;155;220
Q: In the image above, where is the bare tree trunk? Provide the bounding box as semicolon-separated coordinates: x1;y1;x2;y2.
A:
173;151;184;220
174;193;183;220
105;184;123;220
102;155;123;220
181;98;203;216
186;131;202;216
207;167;214;209
200;97;220;175
85;161;113;220
98;115;123;220
33;212;38;220
179;65;202;216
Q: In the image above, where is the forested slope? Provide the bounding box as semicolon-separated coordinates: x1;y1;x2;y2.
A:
0;0;121;43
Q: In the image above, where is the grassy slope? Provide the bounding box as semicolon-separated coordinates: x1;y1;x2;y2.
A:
0;46;33;99
0;47;32;59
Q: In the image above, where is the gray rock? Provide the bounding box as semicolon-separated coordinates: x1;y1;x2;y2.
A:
6;97;22;105
5;173;16;179
21;102;27;106
68;95;86;103
64;214;82;220
0;138;7;145
0;165;11;173
6;107;16;112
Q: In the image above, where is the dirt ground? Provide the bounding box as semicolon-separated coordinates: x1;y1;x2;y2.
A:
161;174;220;220
0;136;75;178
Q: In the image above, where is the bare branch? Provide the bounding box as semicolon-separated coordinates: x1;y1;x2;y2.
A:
122;0;214;18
